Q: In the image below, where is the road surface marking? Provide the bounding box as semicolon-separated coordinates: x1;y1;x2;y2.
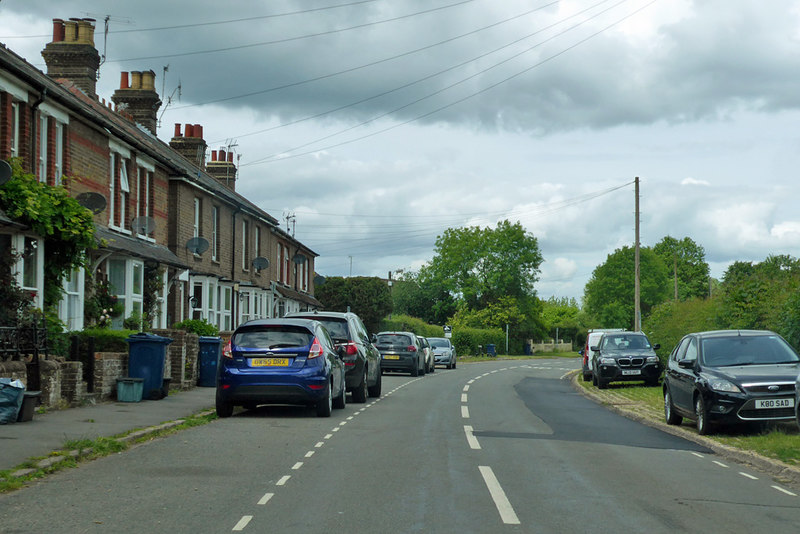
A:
712;461;728;468
772;485;797;496
479;466;520;525
347;416;354;421
315;441;325;448
691;452;704;458
461;393;468;403
464;425;481;449
276;475;291;486
258;493;274;505
463;385;470;392
468;379;475;384
305;451;315;458
292;462;303;470
340;421;348;426
739;472;758;480
462;406;470;418
332;427;340;432
233;515;253;531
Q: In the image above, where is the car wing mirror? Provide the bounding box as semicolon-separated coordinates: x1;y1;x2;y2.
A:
677;359;695;369
590;346;599;352
653;343;661;350
578;349;584;356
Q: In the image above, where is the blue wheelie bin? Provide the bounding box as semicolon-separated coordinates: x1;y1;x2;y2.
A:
197;336;222;387
126;333;173;400
487;343;497;357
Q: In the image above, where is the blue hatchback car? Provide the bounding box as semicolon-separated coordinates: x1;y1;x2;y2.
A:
216;318;347;418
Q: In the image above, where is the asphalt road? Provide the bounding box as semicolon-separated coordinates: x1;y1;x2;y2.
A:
3;358;800;533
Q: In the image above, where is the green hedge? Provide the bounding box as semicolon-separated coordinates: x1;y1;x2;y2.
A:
172;319;219;336
69;328;138;354
378;314;504;356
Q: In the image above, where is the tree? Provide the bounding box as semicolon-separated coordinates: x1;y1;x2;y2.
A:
583;246;670;330
427;220;543;309
314;276;392;333
653;236;710;300
391;268;456;326
540;296;581;343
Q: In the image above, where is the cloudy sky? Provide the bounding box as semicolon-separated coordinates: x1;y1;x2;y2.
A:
3;0;800;301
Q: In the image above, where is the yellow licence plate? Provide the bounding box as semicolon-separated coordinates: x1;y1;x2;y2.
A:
383;354;400;360
251;358;290;367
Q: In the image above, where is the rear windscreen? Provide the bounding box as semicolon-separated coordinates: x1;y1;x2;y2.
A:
233;326;313;349
316;319;349;340
377;334;411;346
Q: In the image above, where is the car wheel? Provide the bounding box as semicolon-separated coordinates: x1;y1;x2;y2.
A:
419;359;426;376
367;368;382;397
352;368;368;403
582;371;591;382
316;381;332;417
664;388;683;425
216;391;234;418
333;378;346;410
695;395;711;435
592;371;598;386
453;359;456;369
430;361;435;373
645;377;659;387
597;377;608;389
410;363;418;377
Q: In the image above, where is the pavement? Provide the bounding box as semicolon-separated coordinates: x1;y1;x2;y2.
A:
0;386;216;474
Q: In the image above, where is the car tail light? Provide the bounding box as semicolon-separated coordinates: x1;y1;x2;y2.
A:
343;342;358;356
407;345;417;352
222;340;233;359
308;337;324;359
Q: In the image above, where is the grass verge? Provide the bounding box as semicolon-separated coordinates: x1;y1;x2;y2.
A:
0;411;217;494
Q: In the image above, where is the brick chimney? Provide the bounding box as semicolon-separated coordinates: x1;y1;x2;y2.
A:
111;70;162;135
206;148;237;191
41;18;101;99
169;123;207;169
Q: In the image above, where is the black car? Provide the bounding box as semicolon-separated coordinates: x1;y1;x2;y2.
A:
591;331;661;388
286;311;381;402
663;330;800;435
374;331;426;376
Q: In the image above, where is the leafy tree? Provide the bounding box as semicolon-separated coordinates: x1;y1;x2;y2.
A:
643;297;722;364
315;276;392;333
427;220;543;309
540;296;581;343
391;268;456;326
653;236;710;300
583;246;670;330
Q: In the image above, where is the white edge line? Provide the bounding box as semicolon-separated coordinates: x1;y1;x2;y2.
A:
772;485;797;496
257;493;274;505
232;515;253;531
479;466;520;525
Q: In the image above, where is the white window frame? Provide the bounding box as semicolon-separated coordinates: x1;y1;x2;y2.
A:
135;164;154;242
107;257;144;329
5;233;44;310
283;245;290;284
58;267;84;331
10;101;19;158
193;198;201;238
211;206;219;261
109;140;132;233
218;284;232;331
53;121;64;186
38;115;48;183
241;220;249;272
151;269;168;329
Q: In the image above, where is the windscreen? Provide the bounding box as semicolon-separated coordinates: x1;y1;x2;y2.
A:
377;334;411;346
428;338;449;348
602;335;651;350
314;319;349;341
701;335;800;366
233;326;313;349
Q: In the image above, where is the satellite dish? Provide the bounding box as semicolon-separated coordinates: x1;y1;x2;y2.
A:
314;275;326;286
0;160;11;186
131;216;157;235
252;256;270;270
293;253;307;264
75;192;107;214
185;236;209;255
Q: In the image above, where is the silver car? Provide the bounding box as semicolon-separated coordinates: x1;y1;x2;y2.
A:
429;337;457;369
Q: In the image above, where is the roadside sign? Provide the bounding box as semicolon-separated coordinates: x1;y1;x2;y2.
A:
444;325;452;338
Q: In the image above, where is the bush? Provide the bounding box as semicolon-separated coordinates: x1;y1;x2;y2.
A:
172;319;219;336
451;326;505;356
70;328;138;354
379;314;443;338
643;297;721;365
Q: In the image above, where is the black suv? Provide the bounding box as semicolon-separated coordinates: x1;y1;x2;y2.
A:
591;331;661;388
286;311;381;402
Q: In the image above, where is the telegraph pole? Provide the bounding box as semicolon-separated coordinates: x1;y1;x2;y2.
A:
634;177;641;331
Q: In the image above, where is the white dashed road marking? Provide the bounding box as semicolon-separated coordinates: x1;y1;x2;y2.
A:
461;393;468;403
464;425;481;450
712;461;728;468
292;462;303;470
772;485;797;497
461;405;470;419
276;475;291;486
479;466;520;525
257;493;274;505
232;515;253;531
739;472;758;480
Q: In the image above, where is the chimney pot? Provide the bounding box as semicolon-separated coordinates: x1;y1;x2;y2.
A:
185;124;194;138
227;152;234;163
130;71;141;89
64;20;78;42
211;150;217;162
141;70;156;91
120;72;129;89
195;124;203;140
76;19;95;46
173;123;181;137
219;149;226;161
52;20;65;43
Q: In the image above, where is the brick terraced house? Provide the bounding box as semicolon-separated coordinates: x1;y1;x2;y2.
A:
0;17;320;335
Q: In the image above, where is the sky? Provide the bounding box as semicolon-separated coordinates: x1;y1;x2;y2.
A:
2;0;800;302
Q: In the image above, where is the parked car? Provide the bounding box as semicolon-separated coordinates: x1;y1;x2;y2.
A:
286;310;381;402
581;329;623;382
429;337;457;369
418;336;435;374
216;318;347;418
591;331;661;389
663;329;800;435
374;331;426;376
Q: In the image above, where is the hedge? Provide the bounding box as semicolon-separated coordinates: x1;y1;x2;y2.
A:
378;314;504;356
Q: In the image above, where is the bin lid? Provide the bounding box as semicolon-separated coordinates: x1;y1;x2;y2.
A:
126;332;173;344
198;336;222;342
